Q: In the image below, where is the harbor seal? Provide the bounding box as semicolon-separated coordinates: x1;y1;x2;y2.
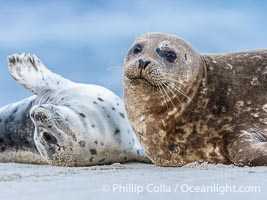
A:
0;53;149;166
124;32;267;167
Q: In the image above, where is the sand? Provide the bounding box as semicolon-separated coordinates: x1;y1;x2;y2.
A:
0;162;266;200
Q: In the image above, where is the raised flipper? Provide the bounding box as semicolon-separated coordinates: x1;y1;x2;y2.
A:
7;53;74;97
226;129;267;166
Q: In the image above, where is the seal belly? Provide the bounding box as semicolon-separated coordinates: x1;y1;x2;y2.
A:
0;96;46;164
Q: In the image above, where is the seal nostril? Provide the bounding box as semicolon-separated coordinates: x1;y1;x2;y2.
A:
144;61;151;69
138;59;144;69
138;59;151;70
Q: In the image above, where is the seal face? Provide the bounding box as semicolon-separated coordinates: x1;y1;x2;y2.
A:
124;32;267;167
0;54;150;166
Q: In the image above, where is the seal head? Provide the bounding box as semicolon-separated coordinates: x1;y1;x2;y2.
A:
30;104;87;166
124;32;204;111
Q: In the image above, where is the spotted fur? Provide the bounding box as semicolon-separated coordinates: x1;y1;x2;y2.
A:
0;53;150;166
124;32;267;167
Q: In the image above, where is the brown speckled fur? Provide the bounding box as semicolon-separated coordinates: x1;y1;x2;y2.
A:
124;33;267;167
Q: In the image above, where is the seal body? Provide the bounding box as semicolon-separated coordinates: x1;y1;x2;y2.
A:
124;32;267;167
0;54;149;166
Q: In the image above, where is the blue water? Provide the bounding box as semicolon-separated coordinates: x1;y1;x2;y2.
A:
0;0;266;106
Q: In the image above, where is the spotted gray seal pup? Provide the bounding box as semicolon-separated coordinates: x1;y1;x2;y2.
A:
124;32;267;167
0;53;149;166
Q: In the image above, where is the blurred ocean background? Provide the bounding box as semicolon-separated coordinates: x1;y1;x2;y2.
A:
0;0;267;106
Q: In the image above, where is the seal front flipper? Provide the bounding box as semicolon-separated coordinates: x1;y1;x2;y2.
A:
7;53;74;97
226;129;267;166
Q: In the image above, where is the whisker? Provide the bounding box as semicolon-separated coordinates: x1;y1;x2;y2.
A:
158;80;175;109
156;83;168;108
160;74;189;87
160;80;182;107
156;73;192;103
110;58;123;65
161;81;182;104
171;85;192;103
105;65;122;71
37;95;45;105
156;82;168;109
154;74;192;104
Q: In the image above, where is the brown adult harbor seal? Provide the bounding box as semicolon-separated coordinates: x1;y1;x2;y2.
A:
124;32;267;167
0;53;149;166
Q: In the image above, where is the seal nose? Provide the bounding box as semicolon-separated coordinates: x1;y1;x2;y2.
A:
138;59;151;70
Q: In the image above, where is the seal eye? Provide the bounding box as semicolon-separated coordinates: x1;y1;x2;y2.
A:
43;132;52;142
156;48;177;63
132;44;142;54
43;132;57;144
164;51;176;63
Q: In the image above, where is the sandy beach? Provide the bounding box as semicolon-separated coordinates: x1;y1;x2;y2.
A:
0;162;266;200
